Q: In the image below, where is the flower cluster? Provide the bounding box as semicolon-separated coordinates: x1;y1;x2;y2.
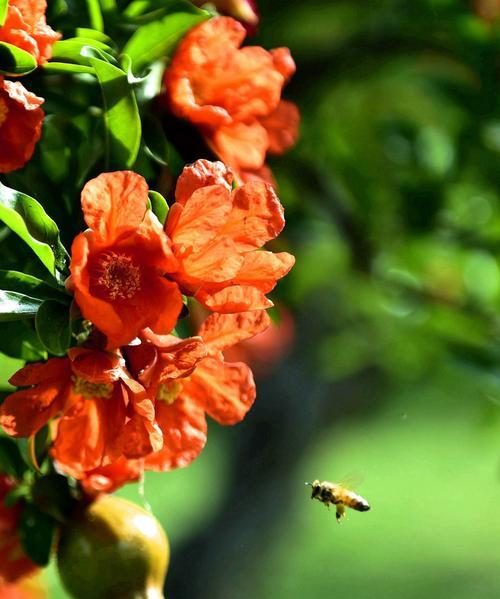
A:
0;1;298;587
0;0;59;173
1;160;294;493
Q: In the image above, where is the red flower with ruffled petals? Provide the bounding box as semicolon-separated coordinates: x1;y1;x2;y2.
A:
163;17;299;183
0;476;38;586
0;0;61;65
0;77;44;173
69;171;183;349
165;159;295;312
126;310;270;470
0;349;162;479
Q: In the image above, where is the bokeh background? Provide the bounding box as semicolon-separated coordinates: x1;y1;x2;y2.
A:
3;0;500;596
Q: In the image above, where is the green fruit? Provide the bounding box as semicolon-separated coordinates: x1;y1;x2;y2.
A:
57;495;169;599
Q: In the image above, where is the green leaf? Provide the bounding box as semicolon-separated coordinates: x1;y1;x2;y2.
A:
0;271;68;302
43;62;95;75
19;503;56;566
51;37;113;66
148;190;169;225
122;8;209;72
76;27;114;45
0;0;8;26
0;181;69;282
0;437;28;480
143;114;184;174
124;0;205;21
86;0;104;32
0;42;37;76
35;300;71;356
0;291;44;321
87;52;141;169
0;321;47;361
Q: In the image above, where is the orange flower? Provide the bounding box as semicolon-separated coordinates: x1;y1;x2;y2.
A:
0;349;162;478
0;476;38;586
0;0;60;65
69;171;183;349
164;17;299;183
0;77;44;173
165;159;295;312
126;310;270;470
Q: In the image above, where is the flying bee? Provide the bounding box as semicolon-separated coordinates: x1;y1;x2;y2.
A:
306;479;370;522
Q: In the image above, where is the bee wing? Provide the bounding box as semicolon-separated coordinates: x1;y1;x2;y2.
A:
338;472;365;490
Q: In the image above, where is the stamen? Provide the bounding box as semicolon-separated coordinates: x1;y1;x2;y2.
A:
0;97;9;128
95;251;141;300
73;376;113;399
157;381;181;405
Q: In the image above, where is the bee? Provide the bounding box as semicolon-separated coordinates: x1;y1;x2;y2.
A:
306;479;370;522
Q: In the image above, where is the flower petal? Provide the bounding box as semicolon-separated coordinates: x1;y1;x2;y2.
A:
51;387;127;477
69;348;125;384
182;357;256;425
196;285;273;312
175;159;233;205
207;120;268;171
80;457;142;496
199;311;271;352
167;185;233;252
220;181;285;250
234;251;295;292
0;79;44;174
259;100;300;156
81;171;149;242
144;398;207;471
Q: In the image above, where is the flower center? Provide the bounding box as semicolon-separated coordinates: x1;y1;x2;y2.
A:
73;377;113;400
95;251;141;300
157;381;181;405
0;97;9;128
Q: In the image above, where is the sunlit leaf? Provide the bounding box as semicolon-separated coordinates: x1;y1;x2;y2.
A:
0;182;69;282
51;37;113;66
148;190;169;225
0;291;44;321
0;42;37;75
86;51;141;169
0;0;8;26
85;0;104;32
0;271;68;302
122;7;209;72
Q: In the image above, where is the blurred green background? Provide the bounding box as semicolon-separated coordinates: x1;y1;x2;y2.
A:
4;0;500;596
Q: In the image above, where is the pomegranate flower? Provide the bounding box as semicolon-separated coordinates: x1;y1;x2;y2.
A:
0;349;162;479
0;0;61;66
0;476;38;586
0;77;44;173
164;17;299;183
125;310;270;470
166;159;295;312
69;171;183;349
